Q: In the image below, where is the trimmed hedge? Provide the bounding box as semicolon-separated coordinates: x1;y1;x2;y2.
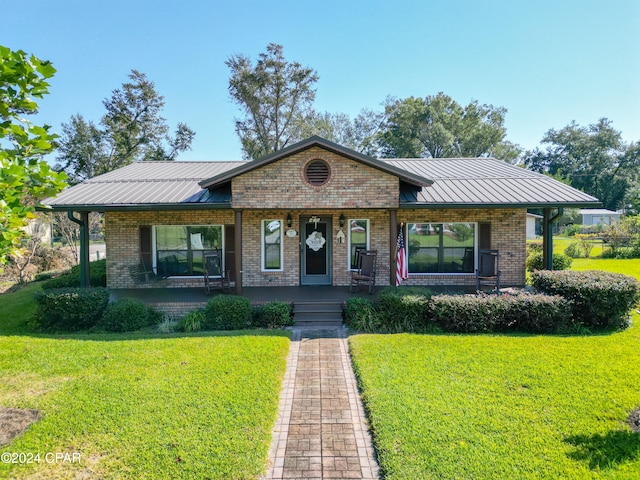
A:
530;270;640;330
253;301;294;328
99;298;162;332
377;287;432;333
203;295;253;330
344;288;573;334
41;259;107;289
427;293;571;334
33;287;110;332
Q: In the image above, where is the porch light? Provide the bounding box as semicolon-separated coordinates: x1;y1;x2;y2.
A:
339;214;345;228
287;213;292;228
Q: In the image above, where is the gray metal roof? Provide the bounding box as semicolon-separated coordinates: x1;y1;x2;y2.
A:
43;145;601;211
384;158;600;208
578;208;620;215
45;161;243;210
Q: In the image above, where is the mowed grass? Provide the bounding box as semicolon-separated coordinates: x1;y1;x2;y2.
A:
350;259;640;479
0;285;290;479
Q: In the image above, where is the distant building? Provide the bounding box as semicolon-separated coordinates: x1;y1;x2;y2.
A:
578;209;620;226
526;213;542;239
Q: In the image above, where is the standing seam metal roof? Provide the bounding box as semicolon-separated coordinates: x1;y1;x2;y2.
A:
43;155;600;210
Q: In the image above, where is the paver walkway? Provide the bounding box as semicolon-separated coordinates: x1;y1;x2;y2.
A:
264;327;379;479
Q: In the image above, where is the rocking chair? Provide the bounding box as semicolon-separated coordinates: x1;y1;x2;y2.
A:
129;258;168;285
204;249;230;294
350;250;377;294
475;249;501;291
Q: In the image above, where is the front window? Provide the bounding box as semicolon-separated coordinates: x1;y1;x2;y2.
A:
407;223;475;273
155;225;223;276
262;219;283;271
349;219;369;269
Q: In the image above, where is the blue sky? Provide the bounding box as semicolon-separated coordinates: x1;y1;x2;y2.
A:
3;0;639;160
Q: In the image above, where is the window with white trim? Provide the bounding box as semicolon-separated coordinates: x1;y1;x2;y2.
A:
348;219;369;269
262;219;283;271
407;223;476;273
155;225;223;276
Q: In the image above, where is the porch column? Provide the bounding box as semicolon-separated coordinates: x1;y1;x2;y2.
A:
68;211;90;287
389;210;398;286
542;207;563;270
234;210;242;295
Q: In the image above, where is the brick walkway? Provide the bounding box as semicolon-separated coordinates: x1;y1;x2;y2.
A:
264;327;379;479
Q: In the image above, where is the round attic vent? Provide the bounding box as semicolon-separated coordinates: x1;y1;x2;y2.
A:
305;159;330;186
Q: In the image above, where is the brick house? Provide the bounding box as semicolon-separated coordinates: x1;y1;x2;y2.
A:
44;136;600;293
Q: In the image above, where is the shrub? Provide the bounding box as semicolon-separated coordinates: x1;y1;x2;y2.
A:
527;241;543;254
492;293;572;333
177;309;205;332
343;297;379;332
155;317;178;334
203;295;253;330
33;287;110;332
41;259;107;289
526;251;572;272
574;233;597;258
601;246;640;259
561;224;582;237
563;242;583;258
427;292;572;334
530;270;640;330
376;287;431;333
99;298;162;332
253;301;294;328
427;294;498;333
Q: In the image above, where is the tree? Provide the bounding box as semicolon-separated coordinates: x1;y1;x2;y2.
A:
293;108;386;156
378;93;521;161
0;45;68;270
56;70;195;183
524;119;639;211
226;43;319;159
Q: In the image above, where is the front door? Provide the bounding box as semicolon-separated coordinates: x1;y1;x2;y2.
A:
301;216;332;285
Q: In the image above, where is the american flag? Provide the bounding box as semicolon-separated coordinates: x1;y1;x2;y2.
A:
396;227;408;286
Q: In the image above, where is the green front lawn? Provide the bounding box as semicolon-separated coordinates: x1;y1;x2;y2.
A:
351;323;640;479
571;257;640;278
350;259;640;479
0;285;290;479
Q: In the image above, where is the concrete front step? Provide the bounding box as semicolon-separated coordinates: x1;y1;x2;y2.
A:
293;301;343;326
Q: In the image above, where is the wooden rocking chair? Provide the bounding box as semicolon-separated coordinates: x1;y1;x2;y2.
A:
350;250;377;294
476;249;501;291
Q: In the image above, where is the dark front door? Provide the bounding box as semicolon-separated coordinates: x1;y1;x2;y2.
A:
301;216;332;285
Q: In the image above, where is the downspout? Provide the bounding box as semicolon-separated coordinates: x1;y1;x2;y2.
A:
68;211;90;287
542;207;563;270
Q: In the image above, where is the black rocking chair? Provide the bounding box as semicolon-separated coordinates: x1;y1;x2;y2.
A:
476;249;501;291
129;258;168;285
350;250;377;294
204;249;230;294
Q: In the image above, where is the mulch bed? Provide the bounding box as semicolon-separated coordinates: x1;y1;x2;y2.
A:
629;407;640;433
0;408;41;446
